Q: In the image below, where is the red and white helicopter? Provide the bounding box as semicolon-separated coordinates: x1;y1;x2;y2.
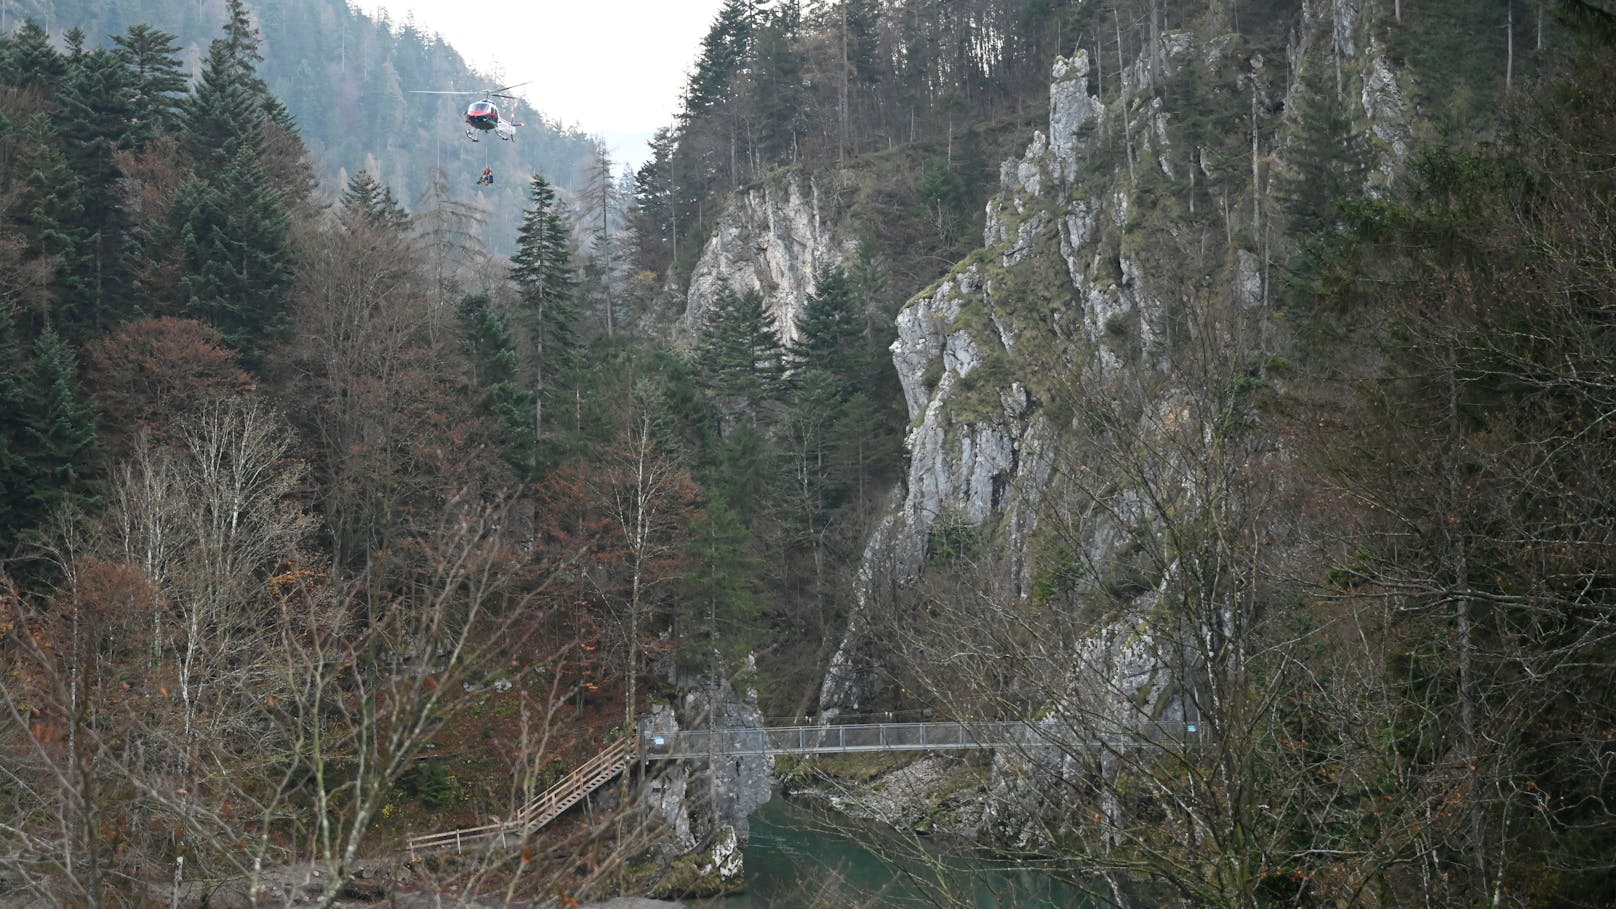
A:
411;81;529;142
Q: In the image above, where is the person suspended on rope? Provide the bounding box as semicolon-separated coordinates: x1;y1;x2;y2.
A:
479;165;494;186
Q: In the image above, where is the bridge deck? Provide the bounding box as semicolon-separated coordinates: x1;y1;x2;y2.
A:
643;721;1031;759
409;720;1201;852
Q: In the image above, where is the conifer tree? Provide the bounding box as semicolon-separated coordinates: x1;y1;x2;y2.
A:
171;147;292;367
113;24;189;147
0;330;99;547
414;166;488;301
158;5;299;368
680;496;763;677
0;330;26;548
788;266;867;400
685;0;759;117
780;267;881;611
340;170;410;233
180;0;314;209
749;1;807;163
0;20;66;92
697;284;783;426
575;146;622;338
57;44;137;335
630;128;678;273
510;173;578;464
14;126;90;335
459;291;536;476
1277;66;1371;236
180;40;269;171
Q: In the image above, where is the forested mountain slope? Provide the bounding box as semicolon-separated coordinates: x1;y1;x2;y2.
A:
638;0;1616;904
4;0;600;252
2;0;1614;906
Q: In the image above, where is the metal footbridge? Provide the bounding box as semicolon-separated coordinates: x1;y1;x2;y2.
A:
405;720;1028;856
642;720;1029;759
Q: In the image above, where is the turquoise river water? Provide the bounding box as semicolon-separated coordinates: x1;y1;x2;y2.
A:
694;799;1100;909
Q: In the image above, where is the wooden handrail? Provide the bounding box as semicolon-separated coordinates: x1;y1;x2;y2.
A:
407;737;635;857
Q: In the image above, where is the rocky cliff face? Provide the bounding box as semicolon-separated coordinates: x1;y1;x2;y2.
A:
818;1;1415;835
664;0;1421;857
683;172;850;346
820;47;1133;714
641;687;773;898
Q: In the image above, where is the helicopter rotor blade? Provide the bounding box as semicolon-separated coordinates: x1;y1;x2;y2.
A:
408;89;483;96
490;80;531;95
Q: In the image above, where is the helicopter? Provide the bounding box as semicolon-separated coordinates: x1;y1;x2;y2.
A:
410;81;530;142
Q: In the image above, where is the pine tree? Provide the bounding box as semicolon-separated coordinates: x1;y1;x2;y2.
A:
510;173;578;463
57;44;138;335
459;292;536;476
341;170;410;233
0;330;99;547
697;284;783;428
14;124;90;336
171;148;292;367
788;265;867;400
1277;67;1371;236
113;24;189;147
0;20;66;92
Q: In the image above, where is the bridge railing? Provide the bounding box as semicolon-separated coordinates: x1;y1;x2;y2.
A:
642;721;1027;759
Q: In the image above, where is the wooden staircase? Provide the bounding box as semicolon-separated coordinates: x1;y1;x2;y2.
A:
406;737;636;856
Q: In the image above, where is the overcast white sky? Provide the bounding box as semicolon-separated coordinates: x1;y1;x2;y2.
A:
349;0;729;166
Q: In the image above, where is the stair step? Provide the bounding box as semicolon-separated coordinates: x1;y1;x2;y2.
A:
412;741;638;853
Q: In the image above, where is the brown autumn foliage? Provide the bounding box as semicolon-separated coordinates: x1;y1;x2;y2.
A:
528;464;620;699
82;316;254;456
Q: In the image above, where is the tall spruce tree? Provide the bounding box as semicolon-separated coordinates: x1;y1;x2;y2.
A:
0;328;26;549
0;20;66;92
780;266;882;611
630;128;678;273
1277;66;1371;236
459;291;536;476
163;6;298;369
171;147;292;366
697;284;784;428
0;330;99;548
788;266;867;399
179;0;314;208
113;24;189;147
57;44;137;335
510;173;578;467
180;39;269;171
680;496;763;677
414;166;489;301
341;170;410;233
749;1;807;164
684;0;758;117
12;125;88;336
